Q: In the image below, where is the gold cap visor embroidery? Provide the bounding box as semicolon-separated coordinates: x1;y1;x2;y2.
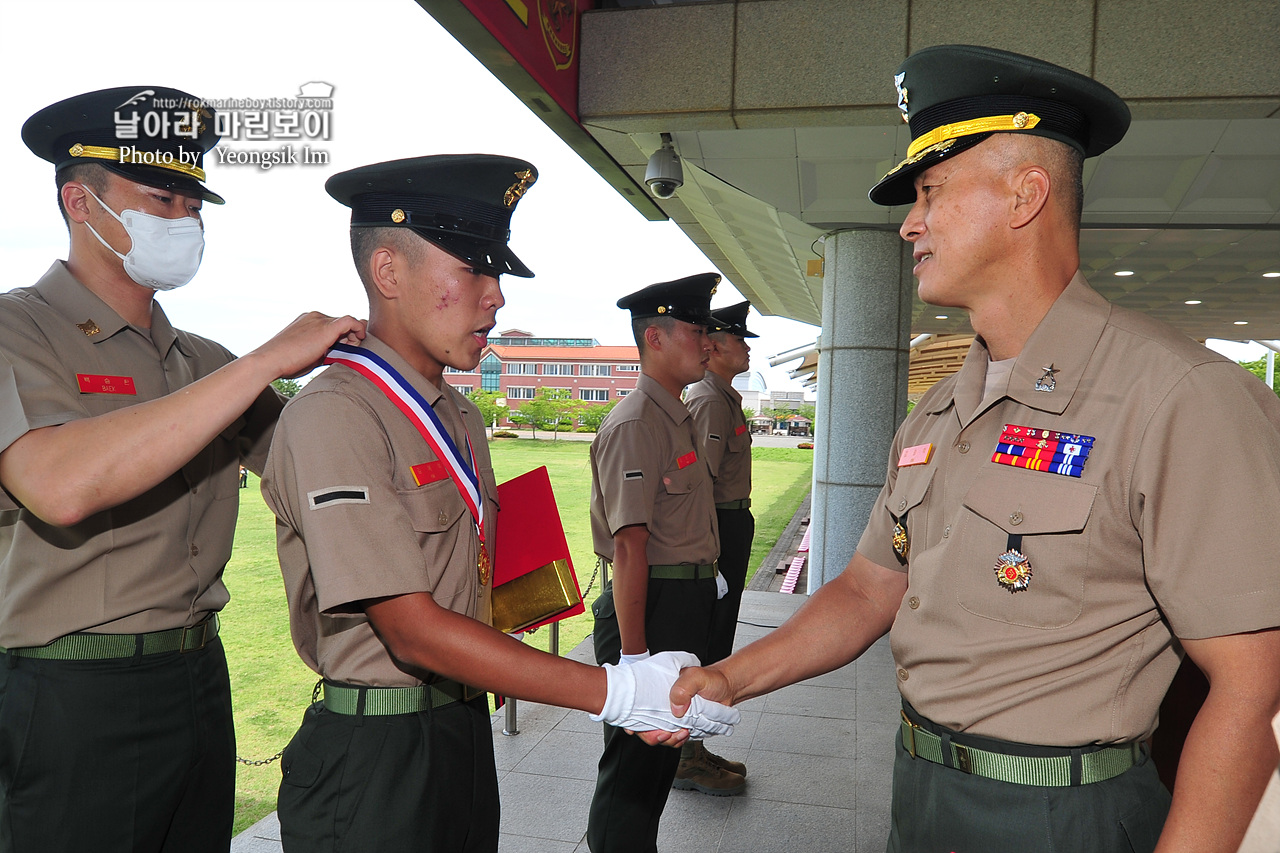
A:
68;143;207;182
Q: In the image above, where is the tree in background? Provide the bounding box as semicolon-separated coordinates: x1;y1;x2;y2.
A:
1239;358;1280;398
510;388;577;440
742;407;755;421
578;398;618;432
468;390;508;437
272;379;302;398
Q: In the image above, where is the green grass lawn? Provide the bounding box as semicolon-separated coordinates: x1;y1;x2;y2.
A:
224;439;812;834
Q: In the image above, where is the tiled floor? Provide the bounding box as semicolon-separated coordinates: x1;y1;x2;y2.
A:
231;590;900;852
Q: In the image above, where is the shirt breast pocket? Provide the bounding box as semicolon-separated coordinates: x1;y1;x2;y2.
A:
883;468;935;563
661;462;703;496
954;468;1097;628
398;480;472;601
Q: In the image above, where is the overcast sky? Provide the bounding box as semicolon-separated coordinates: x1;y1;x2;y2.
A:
0;0;823;392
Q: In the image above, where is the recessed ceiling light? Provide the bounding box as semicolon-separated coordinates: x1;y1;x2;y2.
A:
1234;321;1249;325
1184;300;1202;305
1114;270;1134;277
1264;272;1280;279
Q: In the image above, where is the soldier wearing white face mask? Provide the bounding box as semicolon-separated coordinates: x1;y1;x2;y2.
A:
0;86;367;853
79;184;207;291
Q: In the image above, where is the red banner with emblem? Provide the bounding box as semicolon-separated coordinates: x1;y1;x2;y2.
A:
455;0;595;121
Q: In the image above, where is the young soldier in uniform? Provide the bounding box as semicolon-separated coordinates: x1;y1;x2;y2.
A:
0;87;366;852
587;274;744;853
670;46;1280;852
260;157;736;853
677;300;756;790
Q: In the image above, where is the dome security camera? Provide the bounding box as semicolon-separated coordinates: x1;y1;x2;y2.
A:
645;136;683;199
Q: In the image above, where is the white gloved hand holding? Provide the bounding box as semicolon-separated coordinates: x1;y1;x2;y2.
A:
619;650;651;666
591;650;739;737
715;572;729;600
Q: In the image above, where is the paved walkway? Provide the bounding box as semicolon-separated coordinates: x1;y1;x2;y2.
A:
232;491;901;852
231;590;899;852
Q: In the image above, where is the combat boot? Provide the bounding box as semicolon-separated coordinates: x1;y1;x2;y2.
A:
672;741;746;796
696;740;747;777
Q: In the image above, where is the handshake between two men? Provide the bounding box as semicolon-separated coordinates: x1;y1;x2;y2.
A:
590;651;736;746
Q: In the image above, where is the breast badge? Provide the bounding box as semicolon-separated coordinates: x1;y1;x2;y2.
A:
892;521;910;561
478;542;491;586
994;548;1032;592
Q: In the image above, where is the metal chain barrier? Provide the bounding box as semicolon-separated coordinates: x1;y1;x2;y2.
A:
235;678;321;767
581;556;603;600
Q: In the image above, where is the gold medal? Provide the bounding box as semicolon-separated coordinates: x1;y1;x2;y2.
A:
478;542;491;586
892;521;910;561
994;549;1032;592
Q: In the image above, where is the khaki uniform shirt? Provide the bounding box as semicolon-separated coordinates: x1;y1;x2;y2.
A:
858;273;1280;746
0;262;280;647
590;374;718;565
263;335;497;688
686;370;752;504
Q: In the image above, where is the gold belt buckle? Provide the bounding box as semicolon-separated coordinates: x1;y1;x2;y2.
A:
953;743;972;774
900;709;918;759
462;684;484;702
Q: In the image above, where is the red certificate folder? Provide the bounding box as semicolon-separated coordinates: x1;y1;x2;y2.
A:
490;466;584;634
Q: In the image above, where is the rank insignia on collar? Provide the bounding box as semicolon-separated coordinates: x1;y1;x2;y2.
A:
76;319;101;337
1035;363;1058;392
995;549;1032;592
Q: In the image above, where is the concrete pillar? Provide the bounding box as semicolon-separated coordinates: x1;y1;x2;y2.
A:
809;229;914;591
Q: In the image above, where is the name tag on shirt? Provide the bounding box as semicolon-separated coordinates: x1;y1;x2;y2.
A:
76;374;136;395
677;451;697;469
411;460;449;486
734;424;747;436
897;443;933;467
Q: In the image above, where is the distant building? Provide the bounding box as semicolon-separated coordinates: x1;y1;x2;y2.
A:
444;329;641;422
446;330;813;433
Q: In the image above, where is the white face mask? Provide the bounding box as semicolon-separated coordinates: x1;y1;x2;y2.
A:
83;187;205;291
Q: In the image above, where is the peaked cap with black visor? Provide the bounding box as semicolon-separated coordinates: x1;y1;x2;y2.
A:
326;154;538;278
617;273;726;328
869;45;1131;207
23;86;224;204
709;301;758;338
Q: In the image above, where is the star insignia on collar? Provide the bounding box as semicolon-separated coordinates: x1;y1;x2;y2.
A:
1035;363;1058;393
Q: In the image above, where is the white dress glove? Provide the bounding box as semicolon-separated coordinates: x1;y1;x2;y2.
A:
591;650;739;738
619;650;651;665
715;572;729;600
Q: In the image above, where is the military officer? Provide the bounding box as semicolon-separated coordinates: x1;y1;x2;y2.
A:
0;87;366;852
260;157;736;853
587;274;745;853
678;300;757;788
671;45;1280;853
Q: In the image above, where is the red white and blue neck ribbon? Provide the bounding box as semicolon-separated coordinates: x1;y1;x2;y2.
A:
324;343;484;541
